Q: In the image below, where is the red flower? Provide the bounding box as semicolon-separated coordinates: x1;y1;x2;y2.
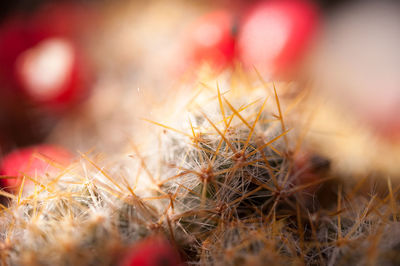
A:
0;144;73;191
121;236;182;266
184;10;236;71
237;0;319;76
0;3;91;110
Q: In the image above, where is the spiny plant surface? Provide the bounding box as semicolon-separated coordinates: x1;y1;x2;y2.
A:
0;80;399;266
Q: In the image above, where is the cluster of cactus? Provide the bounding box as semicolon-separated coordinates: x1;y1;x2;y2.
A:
0;79;400;266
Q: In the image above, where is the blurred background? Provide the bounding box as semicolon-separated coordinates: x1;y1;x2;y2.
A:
0;0;399;176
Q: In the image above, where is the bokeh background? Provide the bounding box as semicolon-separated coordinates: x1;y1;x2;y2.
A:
0;0;399;176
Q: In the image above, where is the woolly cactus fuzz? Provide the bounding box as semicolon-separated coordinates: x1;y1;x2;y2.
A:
1;77;400;266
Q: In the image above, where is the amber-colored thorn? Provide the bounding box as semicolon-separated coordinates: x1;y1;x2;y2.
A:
189;117;206;166
141;195;171;202
0;182;17;200
286;177;335;195
221;160;242;188
201;179;208;208
265;194;281;222
32;151;72;171
132;166;142;191
269;145;284;157
273;83;288;148
200;110;237;154
120;173;137;198
171;209;216;222
217;83;228;128
158;171;191;186
28;148;91;197
176;182;204;199
244;97;269;152
142;118;192;138
246;129;291;158
187;142;230;160
213;179;246;197
259;118;280;124
223;97;252;130
188;117;196;140
211;113;234;165
252;138;280;190
21;172;54;194
92;180;128;201
0;202;11;216
246;157;280;172
17;176;25;206
201;98;261;132
169;164;204;178
344;195;376;240
80;152;124;192
280;159;295;189
213;158;269;176
129;142;158;186
351;184;400;220
228;185;263;207
250;177;277;193
169;192;177;213
199;81;216;93
166;215;176;244
2;172;52;199
46;167;75;190
370;184;400;215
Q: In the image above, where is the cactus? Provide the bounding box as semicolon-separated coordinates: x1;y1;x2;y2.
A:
0;79;399;266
